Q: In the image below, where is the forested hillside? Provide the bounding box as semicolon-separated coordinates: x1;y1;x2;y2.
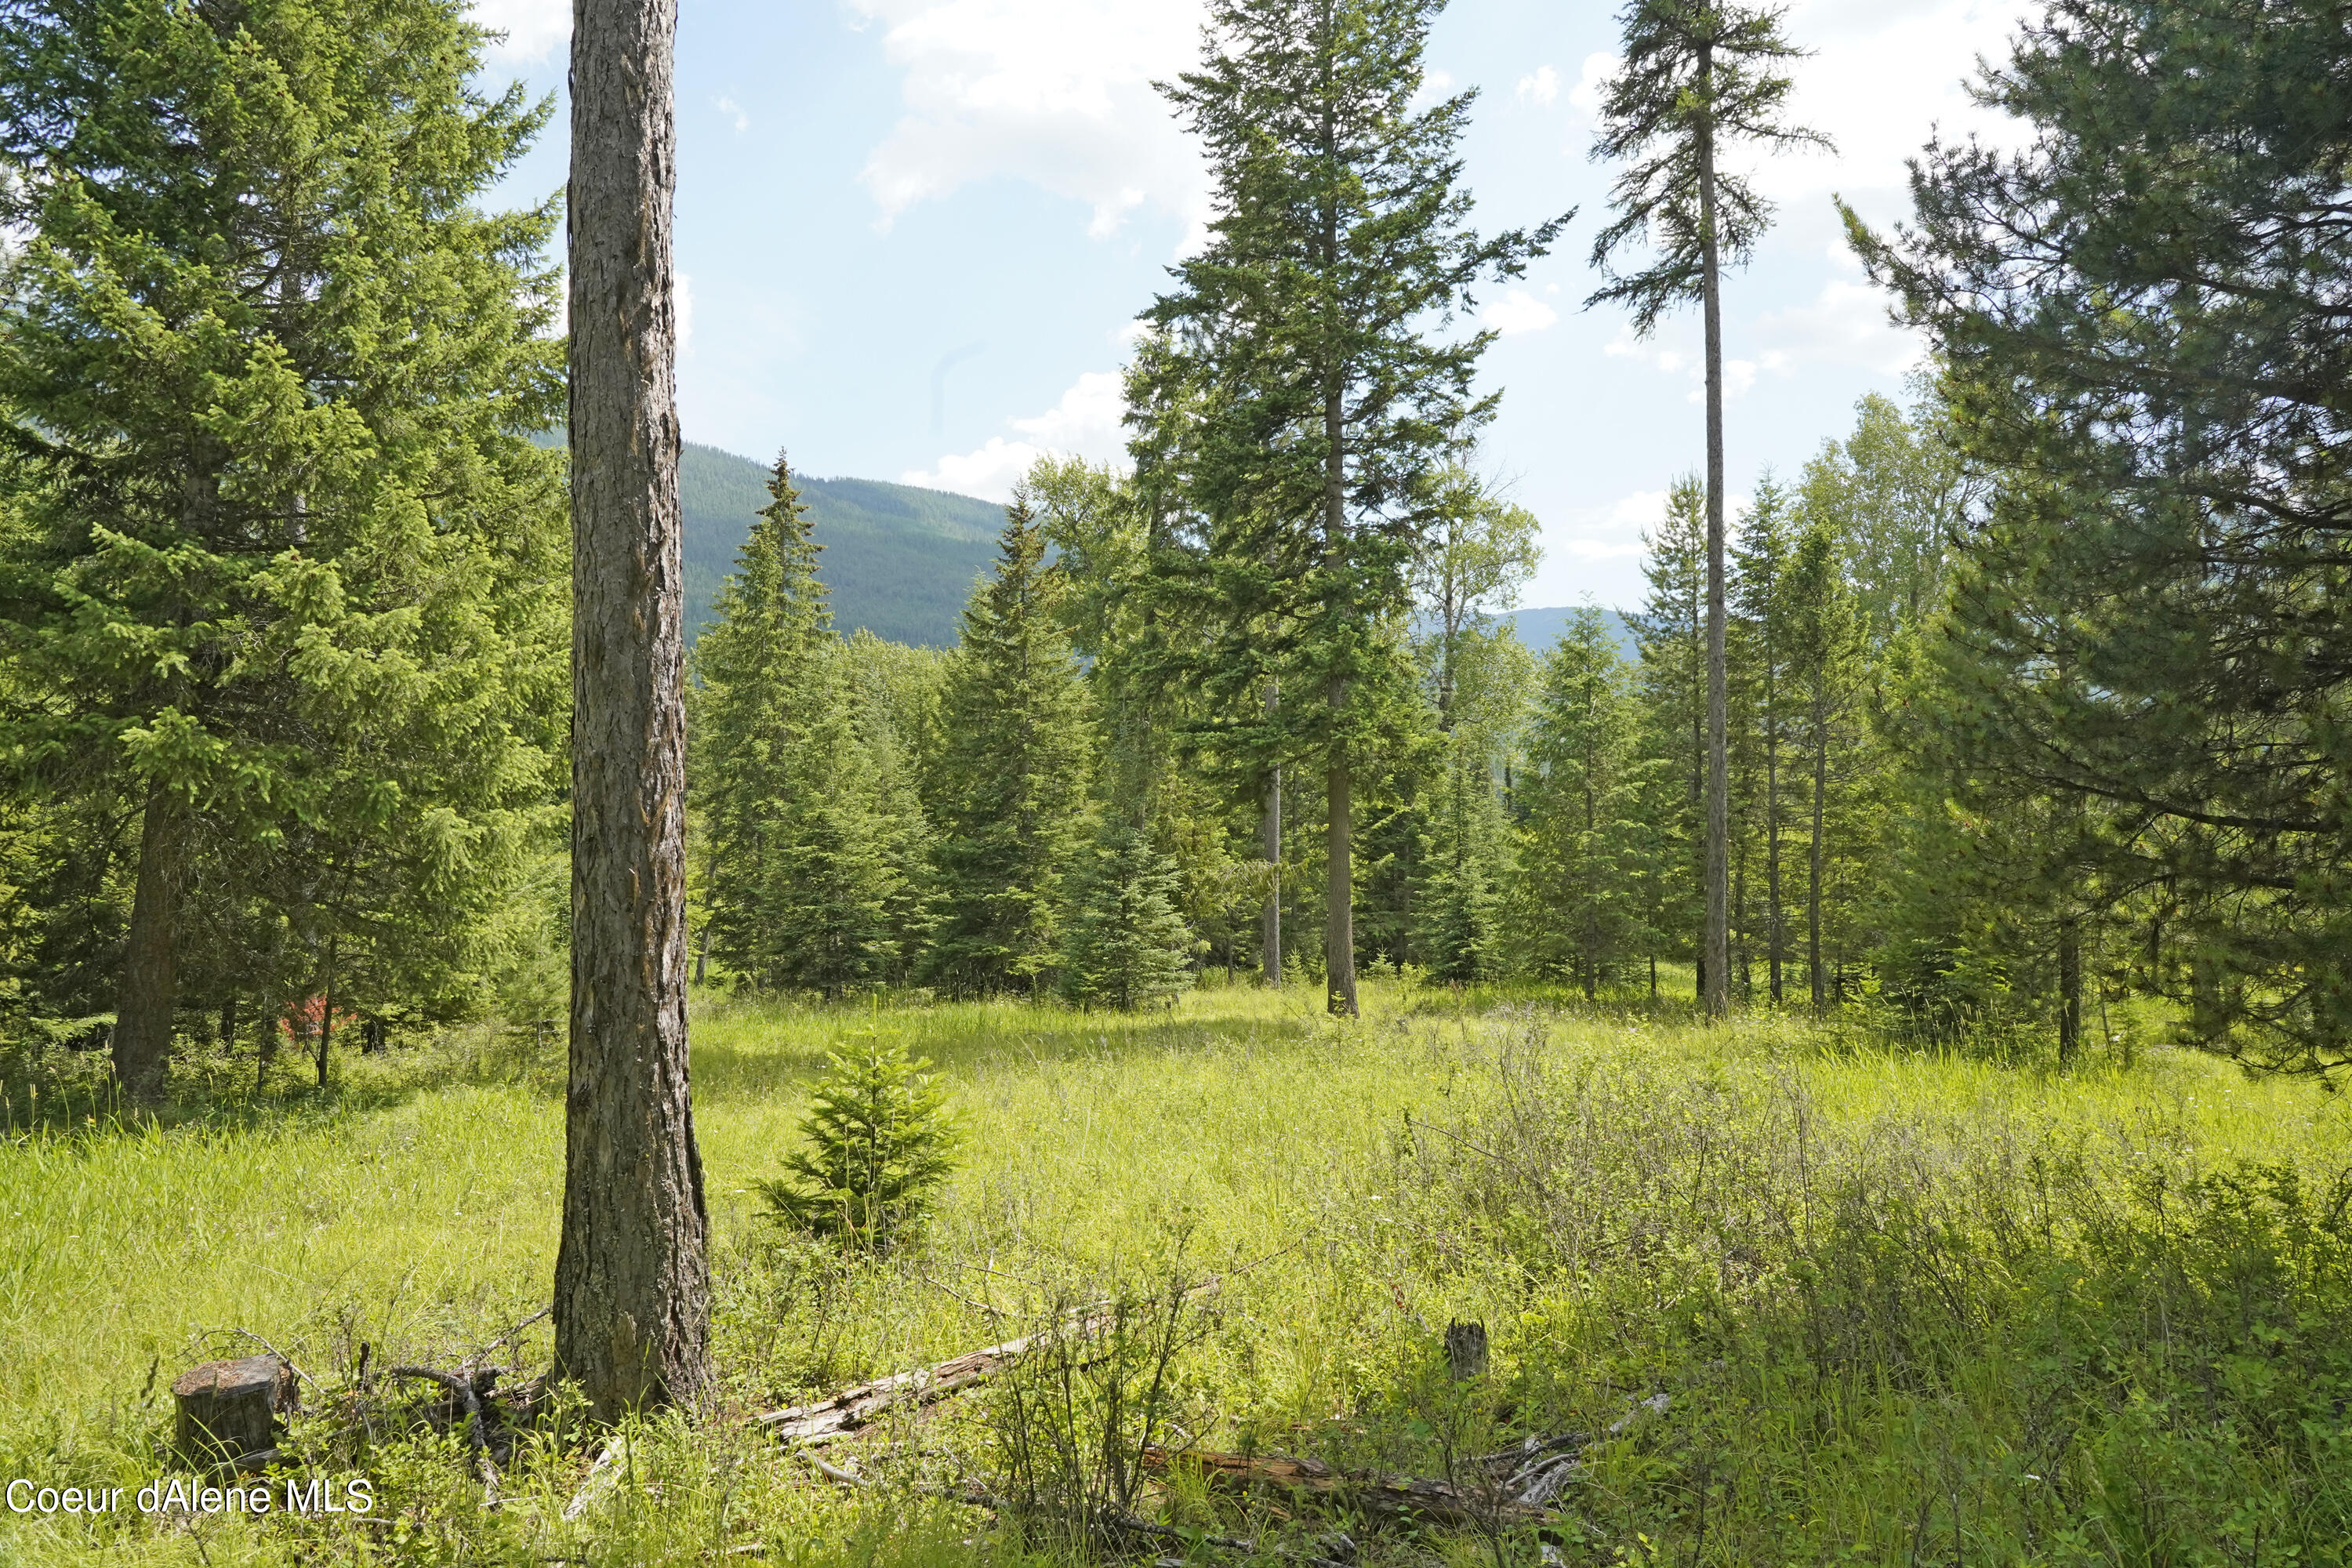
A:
680;443;1004;645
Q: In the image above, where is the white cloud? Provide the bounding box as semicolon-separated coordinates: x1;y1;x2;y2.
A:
904;436;1048;500
1516;64;1559;107
1566;52;1617;121
470;0;568;63
1479;289;1559;337
1746;0;2038;209
849;0;1210;241
906;368;1129;499
1008;369;1126;449
717;95;750;134
1754;277;1925;376
1411;69;1457;111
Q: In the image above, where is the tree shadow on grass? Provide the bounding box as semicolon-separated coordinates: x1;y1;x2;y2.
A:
684;985;1338;1106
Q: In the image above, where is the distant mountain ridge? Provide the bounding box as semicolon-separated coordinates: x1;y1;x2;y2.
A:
681;442;1004;646
679;442;1633;658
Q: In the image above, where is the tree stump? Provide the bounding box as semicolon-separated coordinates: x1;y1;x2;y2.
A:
172;1353;294;1464
1445;1319;1488;1381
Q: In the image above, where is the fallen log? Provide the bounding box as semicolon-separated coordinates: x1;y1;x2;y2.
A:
754;1330;1055;1444
1141;1445;1564;1530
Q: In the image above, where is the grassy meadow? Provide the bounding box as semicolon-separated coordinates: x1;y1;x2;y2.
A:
2;981;2349;1565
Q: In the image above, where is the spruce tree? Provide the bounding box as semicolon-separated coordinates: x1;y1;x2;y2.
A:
1060;817;1196;1011
1515;607;1651;996
1588;0;1828;1019
1731;477;1794;1002
692;457;905;995
1131;0;1563;1016
1629;477;1708;996
0;0;568;1100
924;495;1093;997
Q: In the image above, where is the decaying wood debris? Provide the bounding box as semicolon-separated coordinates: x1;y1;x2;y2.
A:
757;1312;1592;1537
1140;1438;1583;1530
754;1327;1065;1444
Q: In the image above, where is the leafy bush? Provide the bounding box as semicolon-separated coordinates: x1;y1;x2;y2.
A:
759;1032;957;1250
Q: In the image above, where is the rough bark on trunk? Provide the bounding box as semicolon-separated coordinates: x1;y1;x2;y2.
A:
1809;700;1827;1008
1766;669;1782;1004
1325;739;1356;1017
1261;680;1281;986
314;934;338;1090
1696;46;1730;1021
112;783;191;1105
2057;916;2082;1063
1322;373;1356;1019
555;0;712;1421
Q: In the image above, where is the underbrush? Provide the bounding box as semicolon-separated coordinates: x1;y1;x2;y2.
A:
0;985;2344;1564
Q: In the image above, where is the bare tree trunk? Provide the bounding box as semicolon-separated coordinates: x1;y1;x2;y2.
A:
314;934;338;1090
112;783;190;1105
2057;916;2081;1064
1261;679;1281;986
1696;48;1730;1022
1809;697;1827;1008
555;0;711;1421
1766;667;1782;1005
1318;53;1356;1022
1326;741;1356;1016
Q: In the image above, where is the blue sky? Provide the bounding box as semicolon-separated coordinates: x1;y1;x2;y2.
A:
475;0;2034;609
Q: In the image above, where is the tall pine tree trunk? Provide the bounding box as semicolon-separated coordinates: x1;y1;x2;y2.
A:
1765;666;1782;1004
1808;691;1827;1008
1262;678;1281;986
111;782;190;1103
1323;364;1357;1017
1696;49;1730;1021
2057;916;2082;1063
555;0;711;1421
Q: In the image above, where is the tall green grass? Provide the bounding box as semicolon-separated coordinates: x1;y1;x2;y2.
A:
1;982;2345;1564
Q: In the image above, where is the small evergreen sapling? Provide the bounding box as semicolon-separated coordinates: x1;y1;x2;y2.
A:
760;1034;957;1250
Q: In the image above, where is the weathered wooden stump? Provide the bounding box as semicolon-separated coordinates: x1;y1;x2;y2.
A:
172;1353;294;1464
1444;1319;1488;1381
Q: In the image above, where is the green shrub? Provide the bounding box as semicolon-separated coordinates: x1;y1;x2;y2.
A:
758;1031;957;1250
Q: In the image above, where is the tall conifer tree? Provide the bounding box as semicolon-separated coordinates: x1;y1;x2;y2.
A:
0;0;568;1100
1131;0;1563;1016
559;0;710;1415
1515;608;1651;996
924;495;1092;997
1588;0;1828;1018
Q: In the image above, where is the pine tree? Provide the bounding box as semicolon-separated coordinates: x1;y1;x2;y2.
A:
760;1033;957;1251
924;495;1093;997
1850;0;2352;1069
560;0;709;1414
1588;0;1829;1019
0;0;568;1100
1515;607;1652;997
1131;0;1563;1016
1060;816;1196;1011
